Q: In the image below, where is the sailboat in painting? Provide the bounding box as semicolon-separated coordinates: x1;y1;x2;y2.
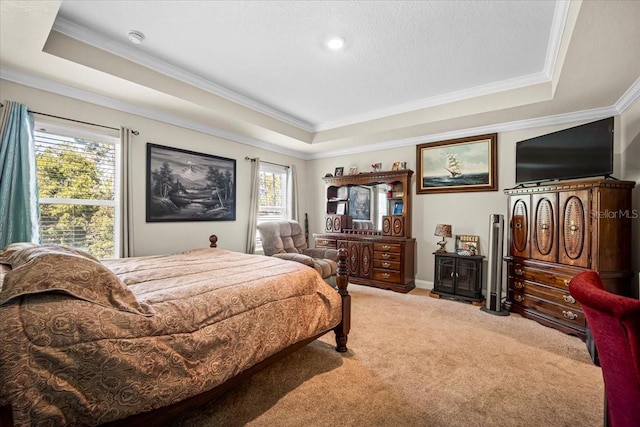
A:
445;153;463;178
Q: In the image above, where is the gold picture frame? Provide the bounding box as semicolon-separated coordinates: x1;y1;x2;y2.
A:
416;134;498;194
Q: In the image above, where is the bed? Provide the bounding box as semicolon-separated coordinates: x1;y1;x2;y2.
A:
0;236;350;426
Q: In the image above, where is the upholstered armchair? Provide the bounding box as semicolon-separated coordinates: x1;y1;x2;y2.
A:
257;220;338;285
568;271;640;427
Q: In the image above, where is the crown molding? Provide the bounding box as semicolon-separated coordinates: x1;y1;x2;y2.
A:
313;72;550;132
52;18;316;133
0;66;312;160
544;0;571;79
3;66;635;162
614;76;640;114
307;106;618;160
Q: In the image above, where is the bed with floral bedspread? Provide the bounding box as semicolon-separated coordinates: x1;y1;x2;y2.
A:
0;240;349;426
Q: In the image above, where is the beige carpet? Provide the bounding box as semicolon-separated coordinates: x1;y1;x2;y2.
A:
170;286;603;427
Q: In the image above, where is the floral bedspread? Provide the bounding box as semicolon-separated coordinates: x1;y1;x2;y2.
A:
0;247;341;426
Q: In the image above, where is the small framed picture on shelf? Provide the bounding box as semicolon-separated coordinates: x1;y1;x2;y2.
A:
455;235;479;256
349;166;358;175
334;167;344;176
336;201;346;215
393;201;403;215
391;161;401;171
337;186;348;200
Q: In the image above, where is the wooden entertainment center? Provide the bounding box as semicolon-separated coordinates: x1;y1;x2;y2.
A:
504;178;635;340
314;170;416;293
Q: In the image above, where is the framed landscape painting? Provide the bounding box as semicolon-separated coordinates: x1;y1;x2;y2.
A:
416;134;498;194
146;143;236;222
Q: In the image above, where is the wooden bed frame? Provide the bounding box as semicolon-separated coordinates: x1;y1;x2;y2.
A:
0;236;351;427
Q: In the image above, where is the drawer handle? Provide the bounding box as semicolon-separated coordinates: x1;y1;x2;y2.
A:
563;279;570;287
563;295;576;304
382;262;390;268
381;273;390;279
515;223;522;229
514;295;524;303
514;281;524;289
563;310;578;320
514;268;524;276
382;245;390;251
541;223;549;231
382;253;390;259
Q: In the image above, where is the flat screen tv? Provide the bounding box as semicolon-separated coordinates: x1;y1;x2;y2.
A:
515;117;614;185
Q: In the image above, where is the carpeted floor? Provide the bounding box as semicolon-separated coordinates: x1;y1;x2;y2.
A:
170;286;603;426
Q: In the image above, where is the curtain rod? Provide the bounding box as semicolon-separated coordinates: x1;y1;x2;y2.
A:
0;102;139;135
244;156;289;169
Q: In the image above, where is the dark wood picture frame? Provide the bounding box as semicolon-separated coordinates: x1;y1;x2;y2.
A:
146;143;236;222
416;133;498;194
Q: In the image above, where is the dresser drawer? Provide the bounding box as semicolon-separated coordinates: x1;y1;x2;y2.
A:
315;238;337;249
374;242;401;253
373;259;400;271
373;269;401;283
373;251;401;262
510;279;581;309
512;291;585;328
512;264;576;291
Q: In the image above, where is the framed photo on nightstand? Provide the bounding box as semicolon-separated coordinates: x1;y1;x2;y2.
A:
455;235;479;256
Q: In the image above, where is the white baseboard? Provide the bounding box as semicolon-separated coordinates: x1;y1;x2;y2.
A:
415;279;433;290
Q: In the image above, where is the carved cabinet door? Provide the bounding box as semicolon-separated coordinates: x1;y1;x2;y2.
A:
359;242;373;278
559;190;591;268
531;194;558;262
509;195;530;258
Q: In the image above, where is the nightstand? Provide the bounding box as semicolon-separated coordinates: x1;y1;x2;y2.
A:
430;252;484;305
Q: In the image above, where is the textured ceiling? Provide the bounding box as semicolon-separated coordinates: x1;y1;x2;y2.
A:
55;0;556;129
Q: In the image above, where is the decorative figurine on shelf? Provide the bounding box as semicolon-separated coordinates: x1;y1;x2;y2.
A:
434;224;452;253
371;163;382;172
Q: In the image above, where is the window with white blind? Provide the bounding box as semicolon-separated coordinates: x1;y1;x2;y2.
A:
34;126;120;259
256;163;288;247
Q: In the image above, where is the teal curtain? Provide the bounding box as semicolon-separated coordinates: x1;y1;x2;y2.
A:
0;101;39;248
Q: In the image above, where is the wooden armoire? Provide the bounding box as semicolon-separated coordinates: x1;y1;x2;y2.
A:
504;179;635;340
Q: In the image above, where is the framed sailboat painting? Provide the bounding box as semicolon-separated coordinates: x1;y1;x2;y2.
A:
416;133;498;194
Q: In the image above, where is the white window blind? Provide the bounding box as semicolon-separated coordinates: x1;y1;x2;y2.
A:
34;127;120;259
256;163;288;247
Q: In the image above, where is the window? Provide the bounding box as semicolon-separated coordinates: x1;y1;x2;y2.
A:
256;163;288;248
34;125;120;259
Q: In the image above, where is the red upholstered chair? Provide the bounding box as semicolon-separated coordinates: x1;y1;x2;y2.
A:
568;271;640;427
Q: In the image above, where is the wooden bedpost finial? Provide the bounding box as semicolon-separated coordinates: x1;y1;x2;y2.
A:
334;248;350;353
209;235;218;248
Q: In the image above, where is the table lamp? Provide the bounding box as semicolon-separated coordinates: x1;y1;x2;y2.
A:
434;224;452;253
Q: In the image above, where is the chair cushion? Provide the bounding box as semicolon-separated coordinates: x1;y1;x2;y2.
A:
312;258;337;279
272;253;315;268
569;271;640;427
257;221;307;256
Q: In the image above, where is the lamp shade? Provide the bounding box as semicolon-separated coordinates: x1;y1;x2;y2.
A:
434;224;452;238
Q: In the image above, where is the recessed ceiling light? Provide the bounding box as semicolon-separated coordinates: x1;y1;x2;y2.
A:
326;37;345;51
128;30;145;44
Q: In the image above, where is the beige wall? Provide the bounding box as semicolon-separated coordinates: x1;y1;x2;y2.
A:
621;97;640;297
307;119;632;288
0;80;310;255
2;79;637;289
